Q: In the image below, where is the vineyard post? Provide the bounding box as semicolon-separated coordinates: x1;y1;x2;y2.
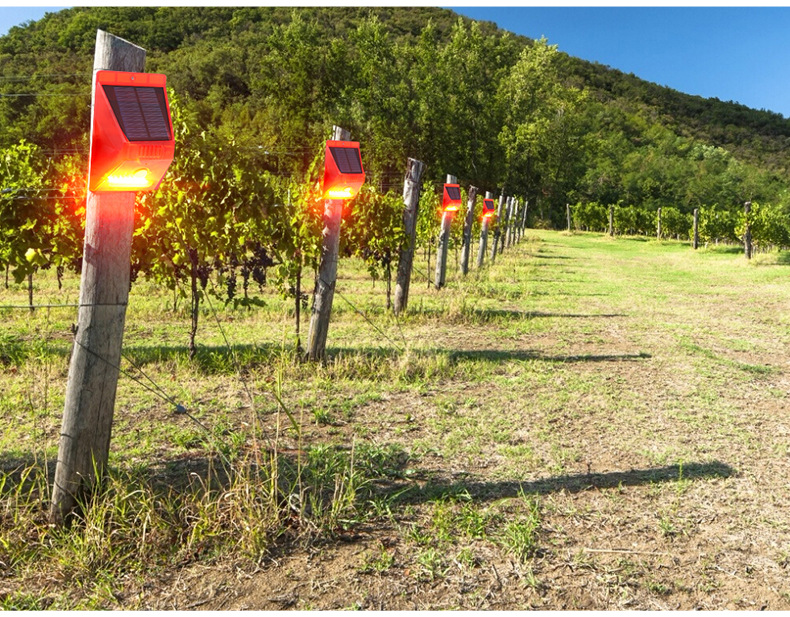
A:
608;205;615;236
692;208;700;250
566;203;571;232
51;30;146;524
476;190;494;268
519;198;527;240
505;196;515;249
512;199;520;243
306;125;351;361
459;184;478;275
393;157;425;314
500;196;511;253
743;201;752;259
491;192;505;263
434;174;456;289
510;197;518;245
657;207;662;240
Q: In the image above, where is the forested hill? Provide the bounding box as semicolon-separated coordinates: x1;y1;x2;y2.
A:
1;6;789;225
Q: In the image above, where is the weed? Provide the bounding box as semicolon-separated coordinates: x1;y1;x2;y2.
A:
415;547;447;581
500;494;541;562
359;545;395;574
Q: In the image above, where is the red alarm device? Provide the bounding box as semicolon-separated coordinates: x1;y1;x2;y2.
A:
482;198;496;218
442;184;462;212
323;140;365;200
88;70;175;193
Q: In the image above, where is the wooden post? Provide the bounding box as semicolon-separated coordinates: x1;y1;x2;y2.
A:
459;184;478;275
477;190;494;269
51;30;146;524
520;198;529;235
512;199;521;243
692;208;700;250
434;174;456;289
657;207;662;240
566;203;571;232
608;205;615;237
743;201;752;259
306;125;351;361
393;158;425;315
501;196;511;253
491;192;505;263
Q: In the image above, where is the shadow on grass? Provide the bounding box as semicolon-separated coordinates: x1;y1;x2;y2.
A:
393;460;735;504
447;349;650;363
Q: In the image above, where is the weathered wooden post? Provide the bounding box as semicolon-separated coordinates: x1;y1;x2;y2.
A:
435;175;460;289
566;203;571;232
490;192;505;264
512;199;521;243
477;192;495;268
692;208;700;250
743;201;752;259
657;207;662;240
503;197;513;249
393;158;425;315
306;127;365;361
608;205;615;237
459;184;478;275
52;30;171;523
520;198;529;236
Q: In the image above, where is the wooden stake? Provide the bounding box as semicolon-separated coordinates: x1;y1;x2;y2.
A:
656;207;662;240
434;174;456;289
491;192;505;263
608;205;615;237
743;201;752;259
51;30;146;524
477;190;493;269
459;184;478;275
692;208;700;250
306;125;351;361
393;158;425;315
505;196;514;248
566;203;571;232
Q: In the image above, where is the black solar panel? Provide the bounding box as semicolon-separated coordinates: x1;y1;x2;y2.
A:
329;146;363;174
103;85;171;142
445;186;461;201
484;199;495;210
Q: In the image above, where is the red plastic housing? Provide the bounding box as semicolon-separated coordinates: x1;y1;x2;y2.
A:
482;198;496;218
323;140;365;200
88;70;175;193
442;184;462;212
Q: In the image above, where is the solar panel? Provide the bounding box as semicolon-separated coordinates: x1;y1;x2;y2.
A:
103;85;171;142
445;186;461;201
329;146;363;174
484;199;495;210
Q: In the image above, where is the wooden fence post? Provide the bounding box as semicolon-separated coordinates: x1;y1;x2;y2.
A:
513;199;521;243
608;205;615;237
657;207;662;240
306;125;351;361
434;174;456;289
743;201;752;259
477;190;494;269
459;185;478;275
504;197;513;249
566;203;571;232
51;30;146;524
491;192;505;264
393;158;425;315
520;198;529;236
692;208;700;250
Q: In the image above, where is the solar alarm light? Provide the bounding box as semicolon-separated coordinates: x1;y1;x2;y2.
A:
88;70;175;192
482;198;496;218
323;140;365;200
442;184;462;212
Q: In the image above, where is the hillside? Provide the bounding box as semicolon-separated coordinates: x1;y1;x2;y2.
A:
1;6;789;224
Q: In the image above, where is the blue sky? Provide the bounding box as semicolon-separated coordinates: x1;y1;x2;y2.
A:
2;6;790;119
451;7;790;118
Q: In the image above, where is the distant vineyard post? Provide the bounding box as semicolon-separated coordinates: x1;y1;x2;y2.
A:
504;196;514;249
459;184;478;274
477;190;494;268
566;203;571;232
306;125;351;361
693;208;700;250
491;192;505;263
743;201;752;259
520;198;529;236
51;30;147;525
434;174;456;290
393;157;425;315
608;205;615;237
657;207;662;240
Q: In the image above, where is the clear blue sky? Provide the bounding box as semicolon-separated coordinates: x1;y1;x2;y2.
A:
2;6;790;119
451;7;790;119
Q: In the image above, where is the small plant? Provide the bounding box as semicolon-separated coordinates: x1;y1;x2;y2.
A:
415;547;447;581
500;494;541;562
359;545;395;574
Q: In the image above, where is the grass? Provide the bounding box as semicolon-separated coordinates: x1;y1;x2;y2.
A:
1;230;789;608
